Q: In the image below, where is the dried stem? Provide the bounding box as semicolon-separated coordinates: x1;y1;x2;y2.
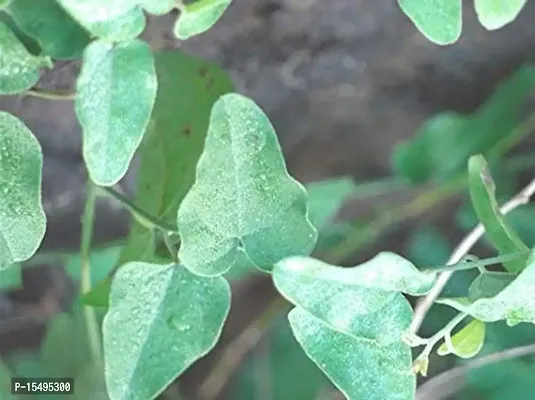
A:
409;177;535;335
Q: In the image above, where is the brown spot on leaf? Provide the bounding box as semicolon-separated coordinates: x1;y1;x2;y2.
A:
183;125;191;136
198;66;208;77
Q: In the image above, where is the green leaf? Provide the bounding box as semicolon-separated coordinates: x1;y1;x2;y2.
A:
174;0;231;40
65;245;120;283
437;319;486;358
0;263;21;289
0;22;51;94
392;66;535;183
305;176;357;229
468;271;516;301
288;307;415;400
76;39;157;186
438;249;535;325
474;0;526;30
468;155;528;273
397;0;462;45
177;93;318;277
7;0;90;60
102;262;230;400
117;51;233;266
40;313;91;378
273;253;436;342
0;0;11;9
0;112;46;269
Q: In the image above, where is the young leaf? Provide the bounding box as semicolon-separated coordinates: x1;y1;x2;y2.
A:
392;66;535;183
273;253;436;342
81;276;112;308
289;307;415;400
438;319;486;359
0;22;51;94
76;39;157;186
468;271;516;301
7;0;90;60
0;112;46;269
102;262;230;400
177;93;318;277
174;0;231;40
397;0;462;45
474;0;527;30
0;263;21;289
438;250;535;326
468;155;528;273
117;51;233;265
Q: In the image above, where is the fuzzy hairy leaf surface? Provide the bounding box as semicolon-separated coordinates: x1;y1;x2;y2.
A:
398;0;462;45
289;308;415;400
102;262;230;400
76;39;157;186
177;93;317;277
474;0;526;30
0;22;51;94
174;0;231;39
0;112;46;268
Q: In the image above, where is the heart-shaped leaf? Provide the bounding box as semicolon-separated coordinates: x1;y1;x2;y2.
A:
438;250;535;326
289;307;415;400
76;39;157;186
102;262;230;400
273;253;436;342
0;112;46;268
438;319;486;359
177;93;318;277
0;22;51;94
468;155;528;273
174;0;231;39
397;0;462;45
474;0;527;30
7;0;90;60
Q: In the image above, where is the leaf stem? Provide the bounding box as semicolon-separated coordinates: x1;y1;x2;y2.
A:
412;312;468;376
163;232;179;263
424;250;531;274
80;180;103;367
98;186;178;233
409;176;535;335
25;87;76;100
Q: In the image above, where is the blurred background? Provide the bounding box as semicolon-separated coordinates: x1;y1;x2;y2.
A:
2;1;535;399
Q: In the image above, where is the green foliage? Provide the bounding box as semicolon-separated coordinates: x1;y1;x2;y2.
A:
174;0;232;39
397;0;461;45
102;262;230;400
0;22;51;94
439;249;535;326
76;39;157;186
177;93;318;277
468;271;516;301
6;0;90;60
468;155;528;273
437;319;486;358
398;0;527;44
0;262;21;289
392;65;535;183
474;0;527;30
0;112;46;269
288;307;415;400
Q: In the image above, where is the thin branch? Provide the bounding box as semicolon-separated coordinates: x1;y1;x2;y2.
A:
409;177;535;335
25;87;76;100
98;186;178;233
80;180;103;367
416;344;535;400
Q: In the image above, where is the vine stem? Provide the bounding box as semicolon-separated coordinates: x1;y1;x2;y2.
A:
25;87;76;100
98;186;178;233
415;344;535;400
409;176;535;335
80;180;103;367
